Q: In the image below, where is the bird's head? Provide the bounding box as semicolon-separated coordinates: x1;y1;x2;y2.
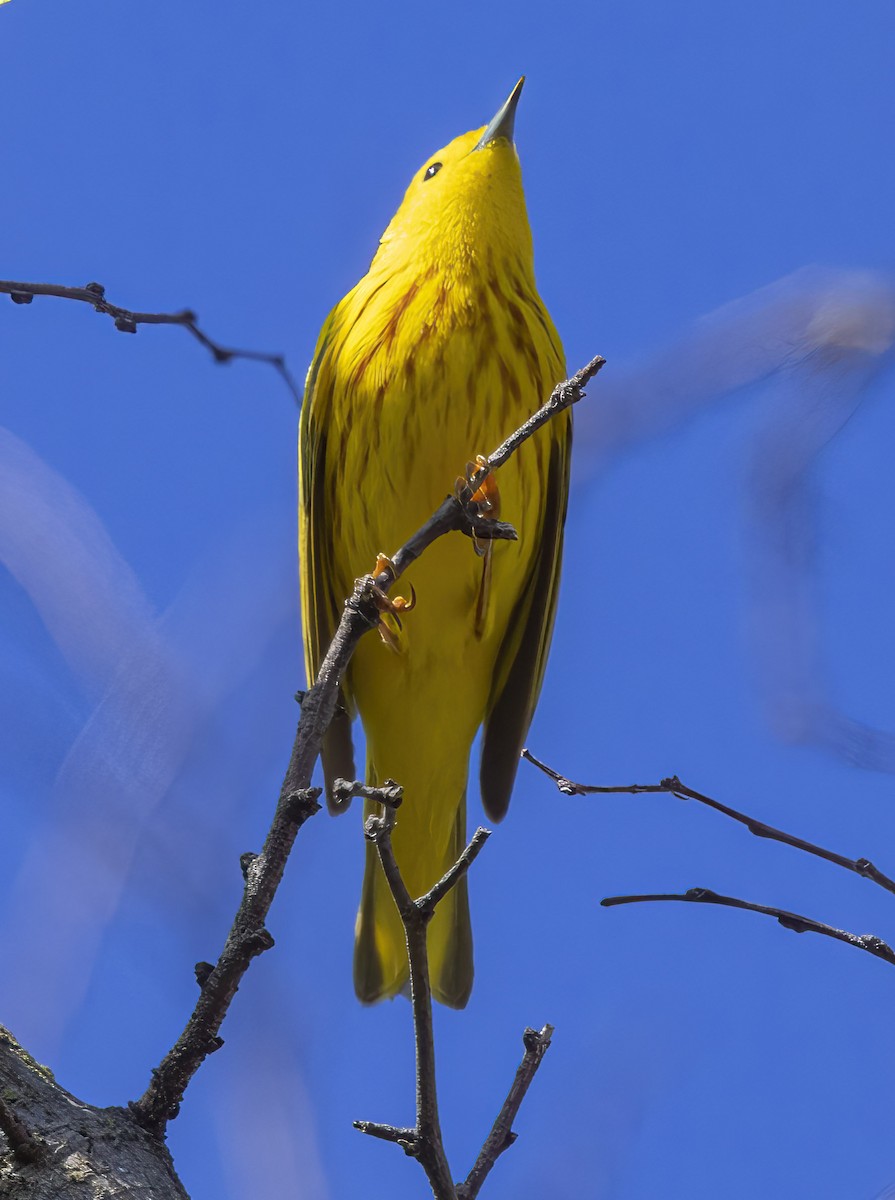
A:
374;78;534;278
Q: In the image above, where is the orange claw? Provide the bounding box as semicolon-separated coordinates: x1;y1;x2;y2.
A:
463;455;501;557
390;583;416;613
369;554;416;649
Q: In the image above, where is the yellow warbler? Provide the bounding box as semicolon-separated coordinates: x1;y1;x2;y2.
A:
299;79;570;1008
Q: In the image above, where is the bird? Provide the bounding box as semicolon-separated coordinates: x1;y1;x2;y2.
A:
299;78;570;1008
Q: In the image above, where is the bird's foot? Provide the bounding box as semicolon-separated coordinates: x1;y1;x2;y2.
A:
456;456;501;557
370;553;415;651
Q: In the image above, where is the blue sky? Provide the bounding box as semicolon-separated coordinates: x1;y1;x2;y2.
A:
2;1;895;1197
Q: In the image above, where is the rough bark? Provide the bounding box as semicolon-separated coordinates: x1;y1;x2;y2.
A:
0;1026;187;1200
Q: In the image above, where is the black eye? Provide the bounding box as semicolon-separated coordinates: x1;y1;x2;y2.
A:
423;162;443;181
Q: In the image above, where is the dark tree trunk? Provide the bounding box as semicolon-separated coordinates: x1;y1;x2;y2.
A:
0;1026;188;1200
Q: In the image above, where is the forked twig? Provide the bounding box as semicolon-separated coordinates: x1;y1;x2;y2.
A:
356;802;553;1200
457;1024;554;1200
356;806;488;1200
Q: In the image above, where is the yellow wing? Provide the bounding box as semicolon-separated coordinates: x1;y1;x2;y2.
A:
298;305;356;806
480;411;571;820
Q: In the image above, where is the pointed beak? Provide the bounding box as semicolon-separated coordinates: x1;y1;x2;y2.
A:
474;77;525;150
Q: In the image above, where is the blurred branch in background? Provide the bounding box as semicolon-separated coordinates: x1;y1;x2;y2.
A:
575;267;895;466
0;427;297;1054
575;265;895;771
210;987;329;1200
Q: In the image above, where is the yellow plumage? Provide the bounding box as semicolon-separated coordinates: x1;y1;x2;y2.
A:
299;80;570;1008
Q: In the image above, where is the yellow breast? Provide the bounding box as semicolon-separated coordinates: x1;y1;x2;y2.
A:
325;254;560;667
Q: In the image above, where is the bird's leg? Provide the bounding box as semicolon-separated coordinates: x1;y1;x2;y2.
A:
458;456;502;557
369;553;416;650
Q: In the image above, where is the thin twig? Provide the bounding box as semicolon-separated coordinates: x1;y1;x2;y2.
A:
421;829;491;915
353;1121;417;1148
330;778;404;808
358;805;462;1200
522;748;668;797
453;355;604;514
129;787;322;1134
476;356;605;478
601;888;895;967
356;810;551;1199
457;1025;554;1200
129;355;603;1137
0;278;302;403
522;749;895;896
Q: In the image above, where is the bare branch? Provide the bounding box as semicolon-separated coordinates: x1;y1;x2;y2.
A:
663;776;895;895
457;1025;554;1200
420;828;491;917
353;1121;417;1149
0;278;302;403
457;355;605;508
360;804;458;1200
522;748;667;796
129;787;322;1134
601;887;895;967
330;777;404;808
128;357;603;1138
358;809;551;1200
522;749;895;896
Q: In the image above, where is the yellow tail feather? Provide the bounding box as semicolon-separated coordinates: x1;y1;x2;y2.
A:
354;788;473;1009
